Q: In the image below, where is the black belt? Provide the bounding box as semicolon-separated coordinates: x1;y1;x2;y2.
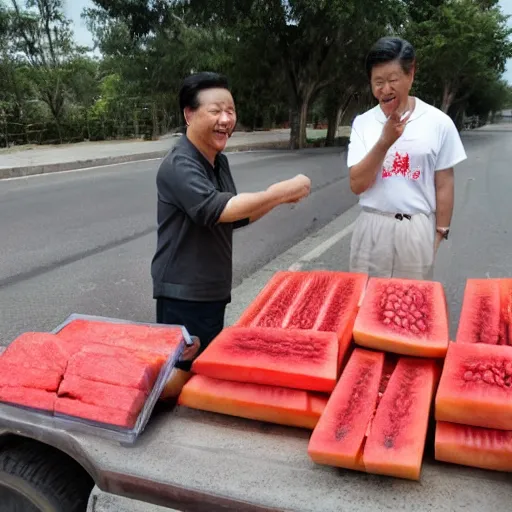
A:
395;213;412;221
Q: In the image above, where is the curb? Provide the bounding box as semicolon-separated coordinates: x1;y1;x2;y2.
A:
0;141;292;180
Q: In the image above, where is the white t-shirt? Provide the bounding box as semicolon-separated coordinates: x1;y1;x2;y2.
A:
347;97;467;215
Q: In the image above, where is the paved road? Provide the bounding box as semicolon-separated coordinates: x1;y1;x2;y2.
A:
0;147;356;344
1;127;511;349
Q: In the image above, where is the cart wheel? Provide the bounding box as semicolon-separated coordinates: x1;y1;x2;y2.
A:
0;437;94;512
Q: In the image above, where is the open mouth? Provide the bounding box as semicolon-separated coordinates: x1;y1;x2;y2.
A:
382;96;396;105
214;130;229;139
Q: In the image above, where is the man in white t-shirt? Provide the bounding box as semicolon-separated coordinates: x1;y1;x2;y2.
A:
348;36;467;279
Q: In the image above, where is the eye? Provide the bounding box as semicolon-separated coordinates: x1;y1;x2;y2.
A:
209;109;221;115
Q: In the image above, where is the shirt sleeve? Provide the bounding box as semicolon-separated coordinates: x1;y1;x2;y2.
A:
346;117;367;168
435;116;468;171
157;154;234;227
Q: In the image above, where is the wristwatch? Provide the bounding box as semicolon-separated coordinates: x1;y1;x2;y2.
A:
436;227;450;240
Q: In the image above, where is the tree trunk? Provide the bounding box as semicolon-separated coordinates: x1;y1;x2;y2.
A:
326;92;354;147
289;96;311;150
151;102;159;140
441;83;456;113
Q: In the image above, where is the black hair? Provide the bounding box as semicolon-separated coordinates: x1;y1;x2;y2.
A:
365;37;416;79
179;72;230;113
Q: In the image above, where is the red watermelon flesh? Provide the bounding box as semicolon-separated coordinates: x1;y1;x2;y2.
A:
179;374;328;429
56;319;183;354
362;358;439;480
234;271;367;371
308;351;438;480
54;397;138;428
78;343;167;367
192;326;339;393
0;387;56;412
435;342;512;430
66;352;161;393
1;332;70;372
435;421;512;472
456;279;512;346
0;362;62;391
308;348;385;471
58;375;146;414
353;277;449;358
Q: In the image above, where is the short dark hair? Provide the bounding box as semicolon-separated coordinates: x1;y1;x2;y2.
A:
365;37;416;79
179;72;230;113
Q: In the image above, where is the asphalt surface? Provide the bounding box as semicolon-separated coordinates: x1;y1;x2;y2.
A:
0;147;356;344
2;125;512;512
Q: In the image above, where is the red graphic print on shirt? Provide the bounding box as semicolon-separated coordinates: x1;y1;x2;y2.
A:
382;151;421;180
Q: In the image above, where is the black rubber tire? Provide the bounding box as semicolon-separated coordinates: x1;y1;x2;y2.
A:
0;438;94;512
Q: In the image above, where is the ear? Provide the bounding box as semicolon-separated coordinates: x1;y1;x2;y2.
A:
183;106;194;126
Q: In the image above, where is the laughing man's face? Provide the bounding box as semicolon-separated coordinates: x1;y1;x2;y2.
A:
370;60;415;118
187;88;237;154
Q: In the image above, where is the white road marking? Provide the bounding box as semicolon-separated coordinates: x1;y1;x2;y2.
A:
1;158;162;181
288;221;356;271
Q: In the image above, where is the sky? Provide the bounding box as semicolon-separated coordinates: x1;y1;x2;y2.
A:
65;0;512;83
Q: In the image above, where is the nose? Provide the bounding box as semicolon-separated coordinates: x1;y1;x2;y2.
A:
219;110;231;124
382;82;392;95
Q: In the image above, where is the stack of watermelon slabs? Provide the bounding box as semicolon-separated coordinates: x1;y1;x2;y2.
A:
434;279;512;473
0;319;184;430
179;271;368;430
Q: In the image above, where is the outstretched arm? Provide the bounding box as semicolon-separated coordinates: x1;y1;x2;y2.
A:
218;175;311;224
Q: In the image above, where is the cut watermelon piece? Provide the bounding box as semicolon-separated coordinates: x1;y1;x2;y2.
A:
235;271;367;371
54;397;137;428
0;387;56;412
78;343;167;366
0;362;62;391
56;319;183;354
192;326;339;393
353;277;449;358
58;375;146;414
435;421;512;472
435;342;512;430
308;348;385;471
456;279;512;346
66;352;161;393
2;332;70;372
178;375;327;429
308;350;438;480
362;358;439;480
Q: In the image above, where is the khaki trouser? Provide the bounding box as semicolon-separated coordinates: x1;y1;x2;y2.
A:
349;208;436;280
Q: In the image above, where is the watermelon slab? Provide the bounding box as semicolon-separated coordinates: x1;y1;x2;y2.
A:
58;375;147;414
435;421;512;472
1;332;70;372
362;358;439;480
308;348;385;471
179;375;328;429
235;271;368;371
435;342;512;430
66;352;162;393
56;319;183;354
308;349;438;480
353;277;449;358
54;397;138;428
192;326;339;393
0;362;62;391
78;343;167;367
0;387;56;412
456;279;512;346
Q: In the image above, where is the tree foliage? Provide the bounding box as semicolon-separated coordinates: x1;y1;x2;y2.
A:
0;0;510;148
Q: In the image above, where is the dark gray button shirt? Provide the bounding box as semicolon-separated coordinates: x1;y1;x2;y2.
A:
151;135;248;302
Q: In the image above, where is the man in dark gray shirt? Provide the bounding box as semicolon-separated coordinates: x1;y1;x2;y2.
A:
152;72;311;398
